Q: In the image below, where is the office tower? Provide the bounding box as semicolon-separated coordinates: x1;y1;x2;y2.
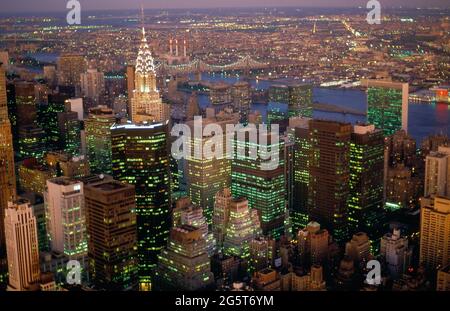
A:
249;237;270;273
17;125;46;160
231;81;251;122
344;232;371;264
21;193;49;253
268;83;313;118
385;164;422;210
84;178;138;290
289;117;311;232
419;196;450;272
15;81;37;128
45;151;90;178
173;197;215;256
348;125;385;238
57;53;87;90
37;94;67;150
362;79;409;136
380;229;412;279
186;92;200;121
223;198;257;259
111;122;171;290
0;63;16;288
297;222;329;266
58;109;81;156
85;106;115;174
130;28;169;123
388;130;417;166
44;177;88;259
231;128;286;238
308;120;351;243
209;82;232;105
424;146;450;197
212;188;232;249
186;113;239;222
154;225;214;291
5;199;40;291
80;68;105;105
18;159;54;195
437;266;450;291
284;135;295;224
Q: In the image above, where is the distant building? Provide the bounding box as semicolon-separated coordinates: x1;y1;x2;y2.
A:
345;232;371;264
57;54;87;92
80;68;105;105
362;79;409;136
85;106;115;174
297;222;330;266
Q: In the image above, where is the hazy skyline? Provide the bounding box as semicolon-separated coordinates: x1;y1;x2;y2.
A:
2;0;450;13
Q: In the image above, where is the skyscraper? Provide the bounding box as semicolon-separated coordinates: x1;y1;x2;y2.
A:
44;177;88;259
111;121;171;290
130;28;169;123
85;106;115;174
186;112;239;222
424;146;450;197
380;229;412;279
154;225;214;291
223;198;258;259
419;196;450;272
173;197;215;256
231;81;251;123
4;199;40;291
58;109;81;157
268;82;313;118
80;68;105;105
344;232;371;264
231;128;286;238
297;222;330;266
308;120;351;243
84;178;138;290
57;53;87;90
212;188;232;250
362;79;409;137
348;125;385;239
0;63;16;288
289;117;311;232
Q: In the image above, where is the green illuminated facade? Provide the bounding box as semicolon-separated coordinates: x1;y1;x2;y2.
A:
348;125;386;245
154;225;214;291
37;95;67;151
231;129;286;239
268;83;313;118
364;80;408;137
85;106;115;174
58;111;81;157
111;122;171;290
289;120;311;234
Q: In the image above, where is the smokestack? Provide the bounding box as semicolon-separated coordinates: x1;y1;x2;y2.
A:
169;39;173;55
175;39;179;57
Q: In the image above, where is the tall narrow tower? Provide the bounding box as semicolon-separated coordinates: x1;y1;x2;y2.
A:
0;63;16;288
130;10;169;123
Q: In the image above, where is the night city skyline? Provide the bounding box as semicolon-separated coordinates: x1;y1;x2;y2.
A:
0;0;449;305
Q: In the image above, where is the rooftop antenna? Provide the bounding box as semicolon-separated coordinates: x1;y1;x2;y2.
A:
140;3;146;38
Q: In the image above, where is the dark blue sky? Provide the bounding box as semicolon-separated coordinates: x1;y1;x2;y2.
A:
2;0;450;12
